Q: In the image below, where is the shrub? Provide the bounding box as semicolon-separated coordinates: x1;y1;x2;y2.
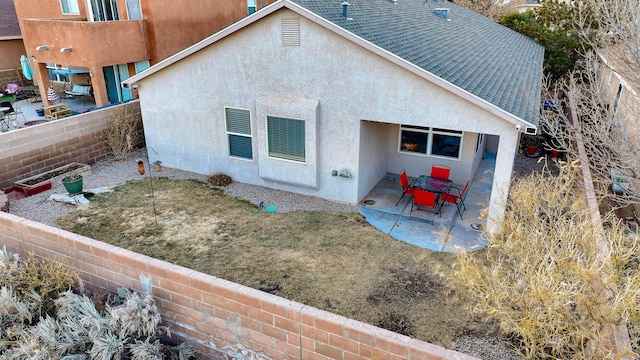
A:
207;172;232;187
0;248;195;359
104;107;141;160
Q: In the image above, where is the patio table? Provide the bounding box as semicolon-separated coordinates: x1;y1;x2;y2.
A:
412;175;453;194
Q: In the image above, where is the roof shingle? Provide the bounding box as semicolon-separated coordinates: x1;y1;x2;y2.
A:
0;0;21;38
291;0;544;124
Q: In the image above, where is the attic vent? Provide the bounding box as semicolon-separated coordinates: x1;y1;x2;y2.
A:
282;18;300;46
433;8;450;20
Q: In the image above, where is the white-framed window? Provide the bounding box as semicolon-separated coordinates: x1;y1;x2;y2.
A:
88;0;119;21
248;0;257;14
267;115;305;162
399;125;462;159
225;107;253;160
60;0;80;14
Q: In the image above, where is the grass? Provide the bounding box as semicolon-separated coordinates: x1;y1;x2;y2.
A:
57;177;500;350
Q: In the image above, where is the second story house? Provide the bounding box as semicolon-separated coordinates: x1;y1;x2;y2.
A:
14;0;277;107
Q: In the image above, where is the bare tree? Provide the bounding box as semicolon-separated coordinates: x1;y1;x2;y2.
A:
452;0;529;20
450;164;640;358
540;0;640;208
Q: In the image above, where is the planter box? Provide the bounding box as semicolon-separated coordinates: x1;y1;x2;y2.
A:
14;163;91;197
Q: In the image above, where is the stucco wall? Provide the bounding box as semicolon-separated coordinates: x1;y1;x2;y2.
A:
0;40;27;73
136;9;518;209
0;211;478;360
0;101;141;190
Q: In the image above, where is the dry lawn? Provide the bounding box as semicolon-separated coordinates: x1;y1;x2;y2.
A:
57;177;502;350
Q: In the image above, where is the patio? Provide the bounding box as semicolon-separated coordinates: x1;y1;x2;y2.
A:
1;92;96;131
358;153;495;252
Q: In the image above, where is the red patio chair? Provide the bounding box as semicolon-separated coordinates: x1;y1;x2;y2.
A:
431;165;450;180
410;189;442;223
395;169;415;206
441;181;469;220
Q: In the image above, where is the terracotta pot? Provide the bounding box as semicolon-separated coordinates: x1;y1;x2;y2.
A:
526;145;539;156
551;149;560;158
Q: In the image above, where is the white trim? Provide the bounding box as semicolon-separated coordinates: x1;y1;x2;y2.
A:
398;125;463;160
265;115;307;164
121;0;536;128
60;0;80;15
224;106;254;161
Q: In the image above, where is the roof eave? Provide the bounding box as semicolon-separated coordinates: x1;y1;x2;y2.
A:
123;0;537;128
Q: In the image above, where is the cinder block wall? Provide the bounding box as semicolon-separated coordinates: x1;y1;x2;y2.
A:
0;211;476;360
0;101;142;190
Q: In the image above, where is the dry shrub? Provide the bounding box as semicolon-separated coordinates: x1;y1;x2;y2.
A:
451;161;640;359
207;172;232;187
104;107;141;160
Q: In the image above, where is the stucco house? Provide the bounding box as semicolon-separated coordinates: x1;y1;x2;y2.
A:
123;0;544;233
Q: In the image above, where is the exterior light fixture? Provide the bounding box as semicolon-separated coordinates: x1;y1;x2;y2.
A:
35;45;50;51
60;47;73;53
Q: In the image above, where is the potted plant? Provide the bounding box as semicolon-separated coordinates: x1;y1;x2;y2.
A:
522;134;545;157
61;174;83;195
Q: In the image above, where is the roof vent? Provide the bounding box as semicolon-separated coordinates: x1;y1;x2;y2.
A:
433;8;450;20
342;0;350;17
389;0;396;3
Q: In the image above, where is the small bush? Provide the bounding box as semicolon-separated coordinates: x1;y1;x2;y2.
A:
0;248;195;359
207;172;232;187
104;108;141;160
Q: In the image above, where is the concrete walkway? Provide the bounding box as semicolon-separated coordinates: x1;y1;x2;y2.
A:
358;154;495;252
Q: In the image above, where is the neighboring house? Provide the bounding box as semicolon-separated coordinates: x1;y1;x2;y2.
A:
598;45;640;146
0;0;27;84
13;0;277;107
124;0;544;233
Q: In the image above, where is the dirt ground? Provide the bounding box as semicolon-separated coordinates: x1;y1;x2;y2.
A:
56;177;513;355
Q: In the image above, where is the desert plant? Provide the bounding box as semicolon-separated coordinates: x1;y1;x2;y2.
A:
104;107;141;160
0;248;194;359
207;172;232;187
451;162;640;358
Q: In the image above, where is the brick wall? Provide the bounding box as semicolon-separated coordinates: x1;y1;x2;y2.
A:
0;68;29;87
0;101;142;190
0;211;477;360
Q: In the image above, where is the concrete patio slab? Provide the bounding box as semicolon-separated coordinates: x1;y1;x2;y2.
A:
358;153;495;252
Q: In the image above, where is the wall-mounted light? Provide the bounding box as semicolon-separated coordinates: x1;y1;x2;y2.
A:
30;54;36;61
60;47;73;53
132;84;139;89
35;45;50;51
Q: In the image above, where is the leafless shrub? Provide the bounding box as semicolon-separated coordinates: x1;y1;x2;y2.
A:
451;162;640;359
207;172;232;187
104;107;141;160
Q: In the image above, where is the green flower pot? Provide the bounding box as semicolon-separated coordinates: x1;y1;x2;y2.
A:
62;175;83;195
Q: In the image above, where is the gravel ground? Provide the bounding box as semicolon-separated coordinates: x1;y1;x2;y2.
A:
7;149;539;359
8;149;357;227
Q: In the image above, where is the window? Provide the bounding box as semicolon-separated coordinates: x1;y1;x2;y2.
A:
126;0;142;20
60;0;79;14
475;133;484;152
248;0;257;14
399;125;462;159
267;116;305;162
225;108;252;159
89;0;119;21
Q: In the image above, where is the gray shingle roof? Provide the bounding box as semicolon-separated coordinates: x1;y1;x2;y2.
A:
0;0;21;38
291;0;544;124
